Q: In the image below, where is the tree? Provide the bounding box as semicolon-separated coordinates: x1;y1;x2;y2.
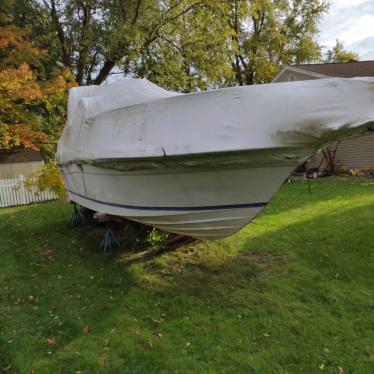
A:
226;0;329;86
33;0;329;89
325;40;359;63
135;2;234;91
36;0;222;86
0;7;75;159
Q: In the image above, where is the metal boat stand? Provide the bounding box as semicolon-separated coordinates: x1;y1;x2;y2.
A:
70;202;86;227
100;224;121;254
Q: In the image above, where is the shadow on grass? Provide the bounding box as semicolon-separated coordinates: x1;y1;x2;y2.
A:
146;201;374;303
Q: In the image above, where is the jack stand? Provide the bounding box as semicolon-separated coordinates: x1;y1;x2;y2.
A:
70;202;86;227
100;224;121;253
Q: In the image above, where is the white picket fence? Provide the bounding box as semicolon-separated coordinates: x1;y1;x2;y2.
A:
0;175;57;208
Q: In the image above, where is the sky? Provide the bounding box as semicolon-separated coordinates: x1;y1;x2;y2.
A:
318;0;374;60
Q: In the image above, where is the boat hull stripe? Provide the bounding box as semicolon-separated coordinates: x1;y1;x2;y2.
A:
67;190;267;212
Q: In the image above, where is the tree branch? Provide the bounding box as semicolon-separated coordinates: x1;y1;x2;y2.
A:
158;34;183;53
44;0;71;68
133;0;143;24
76;1;91;85
93;59;116;85
86;52;99;85
146;1;203;45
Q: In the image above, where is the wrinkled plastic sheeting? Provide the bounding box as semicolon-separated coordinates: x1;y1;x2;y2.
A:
57;77;374;165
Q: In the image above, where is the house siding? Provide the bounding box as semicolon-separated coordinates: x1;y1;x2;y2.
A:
0;160;43;179
307;133;374;170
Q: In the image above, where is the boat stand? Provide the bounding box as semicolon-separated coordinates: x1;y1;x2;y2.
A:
70;202;86;227
100;224;121;253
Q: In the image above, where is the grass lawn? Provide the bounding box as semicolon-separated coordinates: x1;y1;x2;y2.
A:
0;178;373;373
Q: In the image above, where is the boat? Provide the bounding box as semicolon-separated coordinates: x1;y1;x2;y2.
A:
57;77;374;239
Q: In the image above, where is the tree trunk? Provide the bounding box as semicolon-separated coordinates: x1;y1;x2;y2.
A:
93;60;116;85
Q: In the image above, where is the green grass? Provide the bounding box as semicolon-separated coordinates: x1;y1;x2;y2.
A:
0;178;373;373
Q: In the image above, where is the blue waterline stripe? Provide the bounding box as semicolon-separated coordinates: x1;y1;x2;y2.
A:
67;190;268;212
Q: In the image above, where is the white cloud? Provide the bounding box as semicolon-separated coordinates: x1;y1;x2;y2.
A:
347;37;374;60
318;0;374;60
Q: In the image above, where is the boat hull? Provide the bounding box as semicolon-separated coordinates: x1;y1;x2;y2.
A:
61;151;298;239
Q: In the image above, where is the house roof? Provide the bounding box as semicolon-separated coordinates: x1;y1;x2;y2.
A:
0;149;43;164
293;60;374;78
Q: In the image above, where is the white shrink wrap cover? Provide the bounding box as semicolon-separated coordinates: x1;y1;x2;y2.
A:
58;77;374;165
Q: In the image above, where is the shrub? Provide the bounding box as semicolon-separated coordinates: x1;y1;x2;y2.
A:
27;161;66;199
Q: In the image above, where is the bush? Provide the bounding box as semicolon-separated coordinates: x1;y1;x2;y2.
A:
27;161;66;199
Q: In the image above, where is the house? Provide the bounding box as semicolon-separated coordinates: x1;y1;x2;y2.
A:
0;149;43;179
273;60;374;170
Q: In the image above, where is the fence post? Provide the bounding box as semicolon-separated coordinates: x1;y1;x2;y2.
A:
18;175;28;205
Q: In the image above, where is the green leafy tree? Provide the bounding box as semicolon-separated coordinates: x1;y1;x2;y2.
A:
226;0;329;85
136;2;234;91
325;40;359;63
37;0;222;86
33;0;329;89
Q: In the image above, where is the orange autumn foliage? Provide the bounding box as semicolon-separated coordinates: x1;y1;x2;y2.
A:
0;63;45;151
0;123;47;151
0;25;43;69
0;25;76;157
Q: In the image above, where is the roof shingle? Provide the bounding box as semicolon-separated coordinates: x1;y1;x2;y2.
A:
0;149;43;164
294;60;374;78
